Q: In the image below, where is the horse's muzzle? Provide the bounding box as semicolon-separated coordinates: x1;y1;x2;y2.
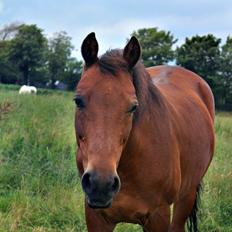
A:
81;170;121;209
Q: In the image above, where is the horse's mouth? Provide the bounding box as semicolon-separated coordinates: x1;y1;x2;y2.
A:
87;199;112;209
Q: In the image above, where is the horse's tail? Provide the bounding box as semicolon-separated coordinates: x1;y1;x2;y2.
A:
187;183;202;232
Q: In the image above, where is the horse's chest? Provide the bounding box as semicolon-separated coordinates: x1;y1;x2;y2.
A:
96;166;179;223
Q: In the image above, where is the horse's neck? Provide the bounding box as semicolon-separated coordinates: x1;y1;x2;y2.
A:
133;64;169;125
120;70;172;164
135;84;170;139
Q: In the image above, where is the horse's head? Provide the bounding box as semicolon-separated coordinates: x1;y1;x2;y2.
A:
75;33;141;209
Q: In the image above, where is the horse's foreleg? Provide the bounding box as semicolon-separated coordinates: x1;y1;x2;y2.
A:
85;200;116;232
169;189;198;232
143;205;170;232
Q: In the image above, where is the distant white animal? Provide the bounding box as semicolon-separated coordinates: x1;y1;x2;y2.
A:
19;85;37;94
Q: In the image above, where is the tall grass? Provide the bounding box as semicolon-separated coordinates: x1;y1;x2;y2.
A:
199;113;232;232
0;89;86;231
0;88;231;231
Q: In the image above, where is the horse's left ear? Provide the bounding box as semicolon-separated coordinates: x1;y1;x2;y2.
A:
123;36;141;69
81;32;99;67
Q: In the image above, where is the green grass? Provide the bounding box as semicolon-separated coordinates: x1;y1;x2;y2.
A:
199;113;232;232
0;87;231;231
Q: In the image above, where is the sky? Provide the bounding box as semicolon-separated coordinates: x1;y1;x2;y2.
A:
1;0;232;59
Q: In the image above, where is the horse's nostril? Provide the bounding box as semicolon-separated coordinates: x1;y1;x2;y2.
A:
112;176;120;193
82;172;91;192
82;171;121;198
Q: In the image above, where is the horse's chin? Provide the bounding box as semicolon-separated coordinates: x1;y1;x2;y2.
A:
87;199;112;209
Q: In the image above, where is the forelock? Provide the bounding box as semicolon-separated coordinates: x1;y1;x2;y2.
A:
98;49;129;75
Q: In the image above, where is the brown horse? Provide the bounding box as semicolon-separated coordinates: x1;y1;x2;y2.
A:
74;33;215;232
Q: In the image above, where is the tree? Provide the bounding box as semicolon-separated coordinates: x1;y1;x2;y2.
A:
176;34;221;86
9;24;48;85
219;36;232;105
0;23;22;84
0;40;20;84
48;31;74;88
131;28;177;67
63;58;82;90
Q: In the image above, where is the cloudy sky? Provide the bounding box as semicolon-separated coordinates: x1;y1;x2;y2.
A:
1;0;232;59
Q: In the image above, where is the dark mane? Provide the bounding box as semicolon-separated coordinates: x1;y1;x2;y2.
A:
98;49;128;75
98;49;165;121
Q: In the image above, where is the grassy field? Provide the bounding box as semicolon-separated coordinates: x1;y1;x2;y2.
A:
0;86;231;231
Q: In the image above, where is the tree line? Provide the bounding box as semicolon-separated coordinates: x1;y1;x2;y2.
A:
0;24;232;109
0;23;82;90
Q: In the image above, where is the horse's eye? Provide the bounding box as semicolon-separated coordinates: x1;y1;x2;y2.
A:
73;96;85;109
128;103;138;114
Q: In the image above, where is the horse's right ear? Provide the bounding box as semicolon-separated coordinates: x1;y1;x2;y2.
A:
81;32;99;67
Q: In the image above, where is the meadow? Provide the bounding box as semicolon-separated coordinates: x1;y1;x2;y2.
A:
0;86;231;231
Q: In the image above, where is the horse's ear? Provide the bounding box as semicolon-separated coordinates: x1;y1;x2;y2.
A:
123;36;141;69
81;32;99;67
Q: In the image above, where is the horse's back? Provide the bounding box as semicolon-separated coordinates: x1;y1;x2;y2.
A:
147;65;214;122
